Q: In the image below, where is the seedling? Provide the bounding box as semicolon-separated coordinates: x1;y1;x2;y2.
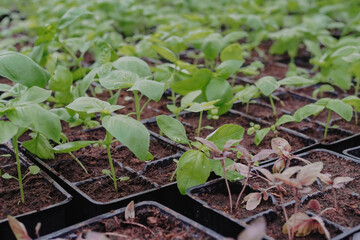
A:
64;97;152;191
293;98;353;139
342;95;360;125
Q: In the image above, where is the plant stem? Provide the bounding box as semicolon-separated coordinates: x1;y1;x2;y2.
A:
355;78;360;97
269;95;277;118
139;98;151;116
133;90;141;121
196;111;203;137
59;40;84;77
12;137;24;203
280;191;292;240
355;111;358;125
105;131;118;192
221;158;233;213
323;109;332;139
69;152;88;174
246;102;249;113
235;162;251;210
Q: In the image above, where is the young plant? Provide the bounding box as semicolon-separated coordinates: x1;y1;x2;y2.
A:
293;98;353;139
64;97;152;191
342;95;360;125
99;56;165;121
283;199;333;240
156;115;245;199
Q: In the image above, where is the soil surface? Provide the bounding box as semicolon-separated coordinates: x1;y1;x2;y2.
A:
330;117;360;134
291;85;339;99
0;147;14;166
77;175;154;202
62;205;214;239
142;159;177;186
283;121;352;144
259;92;313;113
232;102;283;124
0;164;66;219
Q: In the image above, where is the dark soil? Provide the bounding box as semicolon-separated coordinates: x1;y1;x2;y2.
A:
291;85;339;99
330;117;360;134
0;147;14;166
63;205;214;239
77;175;154;202
232;102;283;124
142;159;177;186
304;189;360;228
253;62;289;80
283;121;352;144
259;92;313;113
0;164;66;219
347;147;360;159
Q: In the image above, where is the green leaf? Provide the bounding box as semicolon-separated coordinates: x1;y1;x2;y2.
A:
206;124;244;150
312;85;335;99
95;40;118;64
209;158;244;181
2;173;12;179
177;150;211;194
28;166;40;174
8;104;61;142
22;134;54;159
0;121;18;143
326;99;353;121
58;7;93;29
254;127;271;146
49;65;73;92
67;97;123;114
278;76;315;86
216;60;244;79
275;115;295;126
156;115;189;144
152;45;177;63
205;78;233;107
8;86;51;107
342;96;360;112
220;43;243;61
0;51;50;88
53;141;98;153
342;52;360;62
129;80;164;102
201;35;222;61
255;76;280;96
100;70;139;90
0;83;11;92
103;115;150;160
171;68;212;95
331;46;358;59
294;104;325;122
113;56;151;78
181;90;202;108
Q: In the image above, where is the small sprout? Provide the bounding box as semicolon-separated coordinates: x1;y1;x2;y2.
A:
247;122;260;135
237;216;266;240
283;212;331;239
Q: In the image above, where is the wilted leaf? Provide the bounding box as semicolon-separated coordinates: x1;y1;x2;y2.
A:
252;149;278;162
296;162;323;186
8;215;32;240
125;201;135;221
226;163;249;177
333;177;353;188
244;192;262;210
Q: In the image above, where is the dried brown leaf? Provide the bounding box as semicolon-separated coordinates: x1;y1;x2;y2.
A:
125;201;135;221
8;215;32;240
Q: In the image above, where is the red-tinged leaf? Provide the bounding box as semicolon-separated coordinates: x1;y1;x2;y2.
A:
273;173;300;188
235;145;252;162
281;166;302;178
255;167;275;182
237;216;266;240
260;189;269;201
318;173;332;185
333;177;353;188
252;149;278;162
283;212;311;236
307;199;321;212
272;159;286;173
296;162;323;186
125;201;135;221
271;137;291;156
223;139;242;152
195;137;221;154
312;215;331;240
226;163;250;177
244;192;262;210
8;215;32;240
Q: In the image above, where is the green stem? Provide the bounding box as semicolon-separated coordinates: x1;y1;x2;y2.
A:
139;98;151;115
269;95;277;118
355;111;358;125
324;109;332;139
12;137;24;203
171;89;176;106
69;152;88;174
246;101;249;113
355;78;360;97
133;91;141;121
59;40;84;77
196;111;203;137
107;143;118;192
89;85;97;97
222;158;232;213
